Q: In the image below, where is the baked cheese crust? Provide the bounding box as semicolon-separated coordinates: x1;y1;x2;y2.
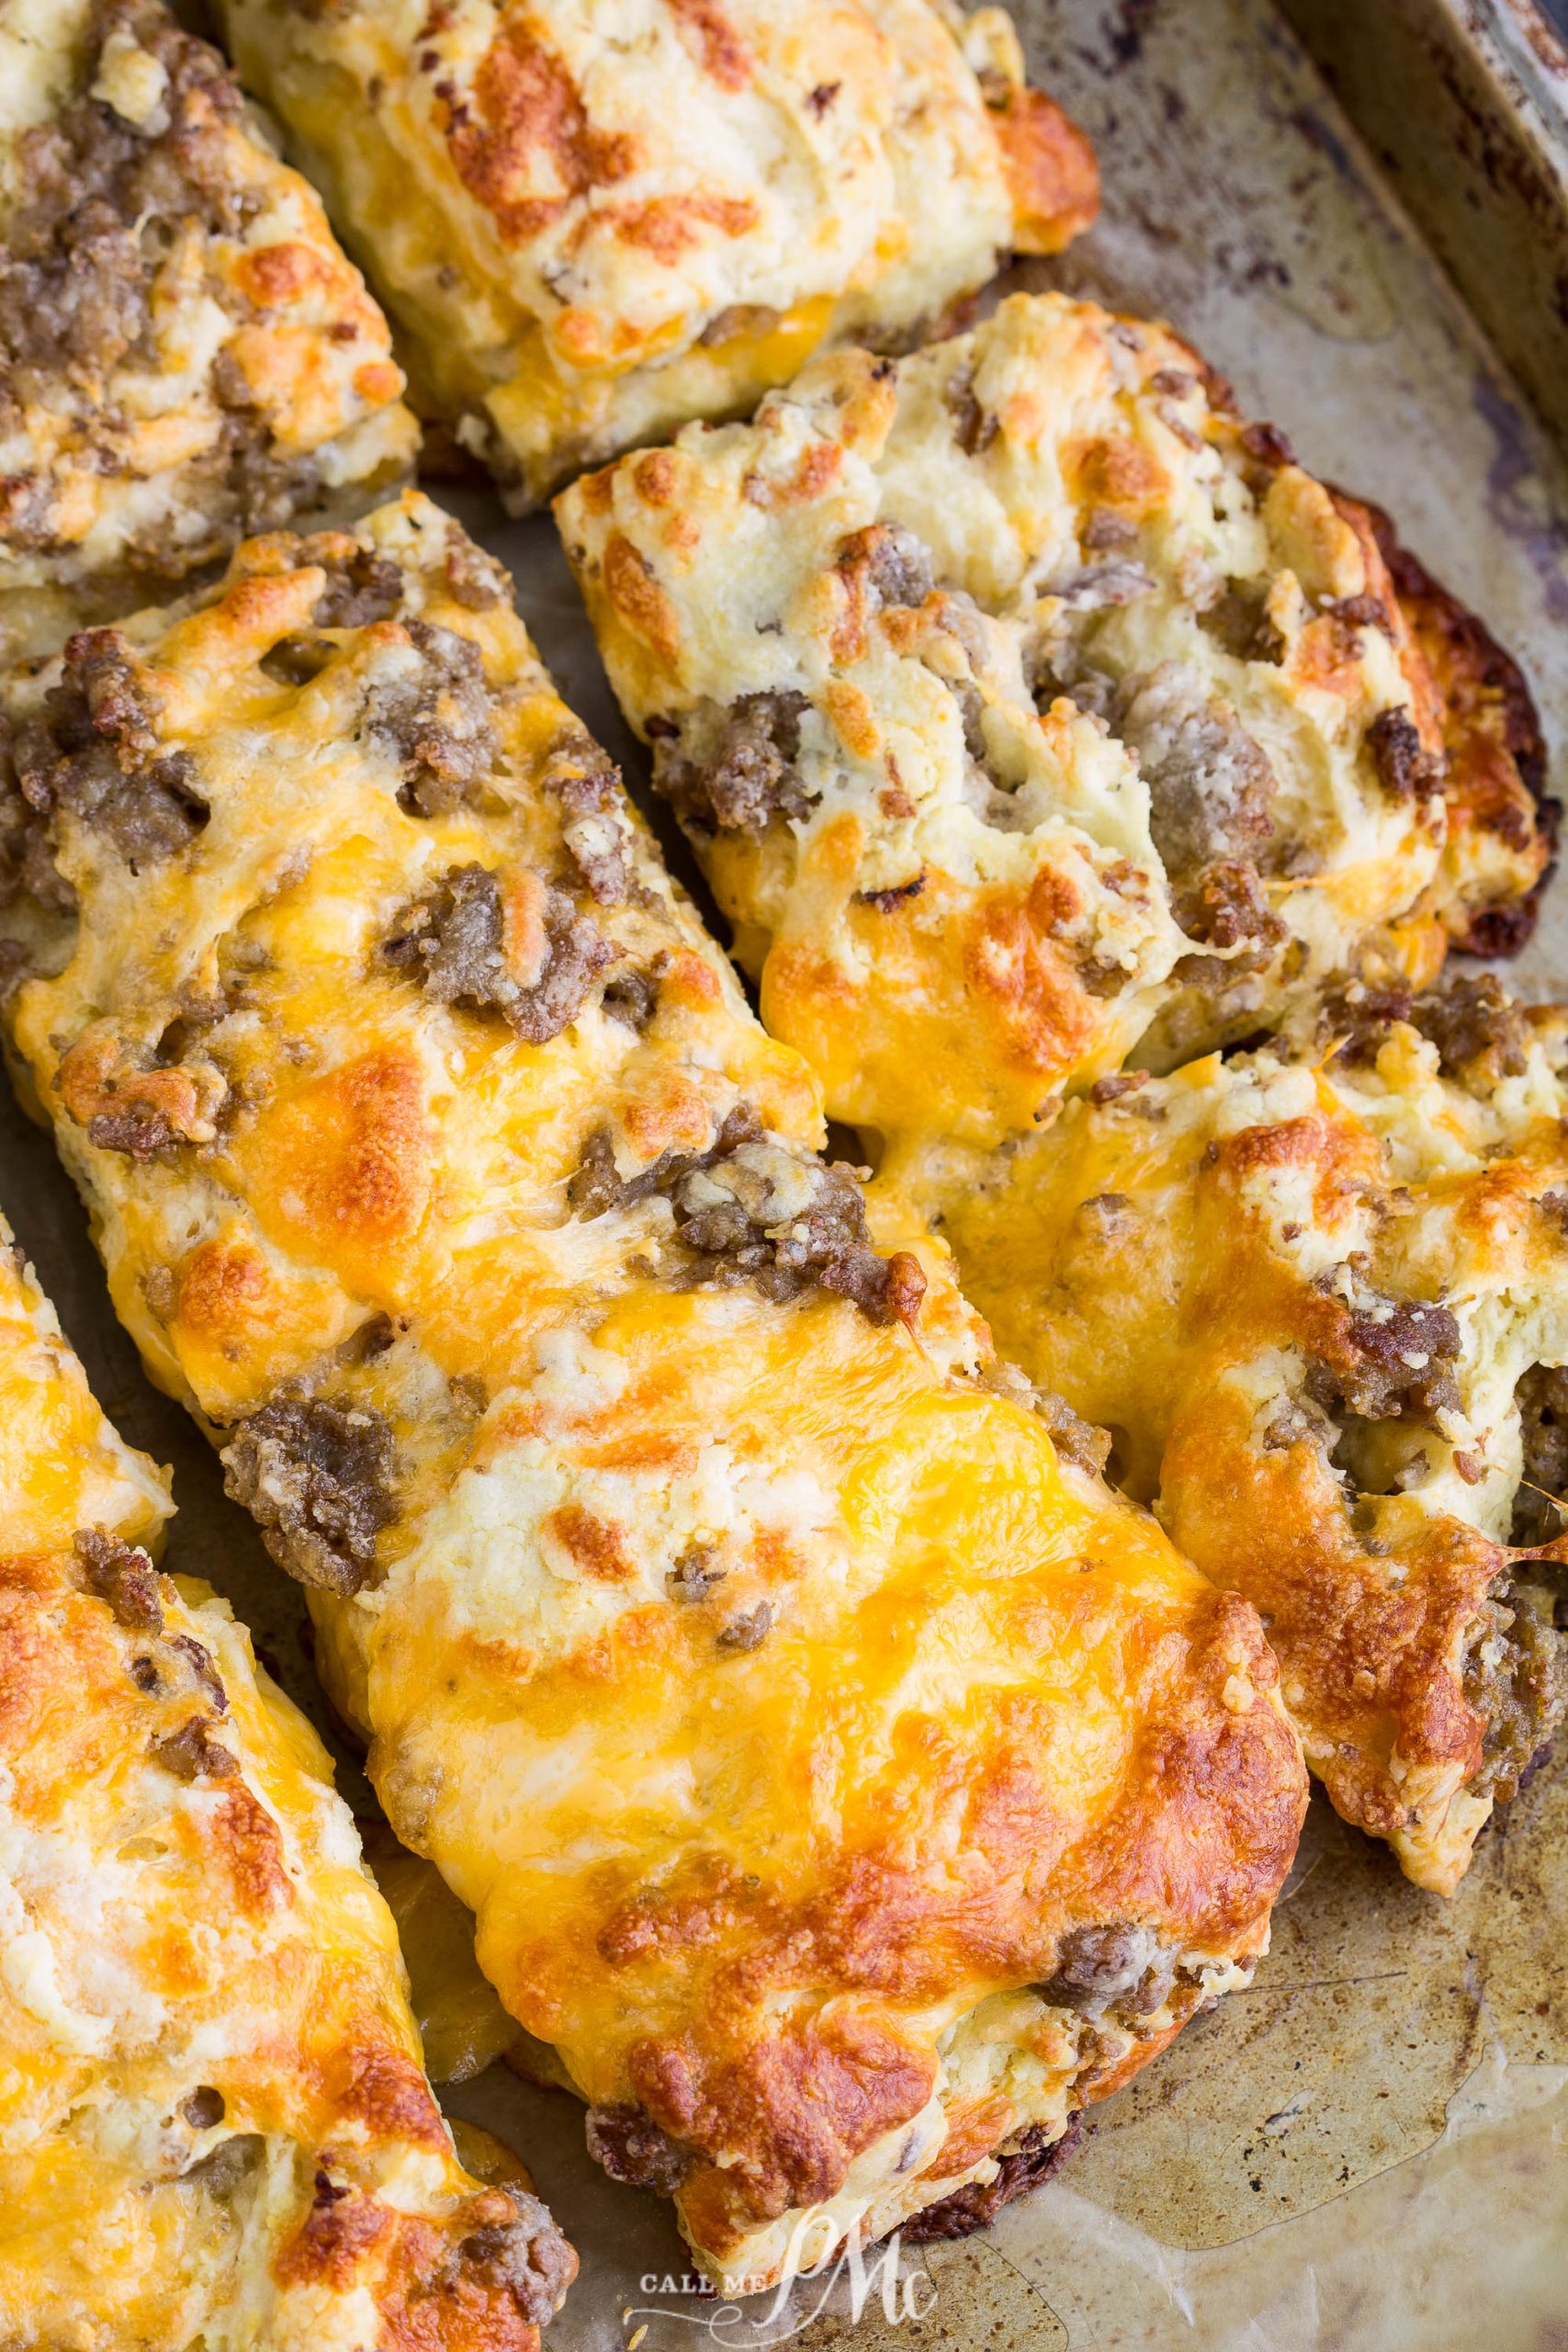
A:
558;291;1551;1153
0;1219;574;2349
0;0;418;661
908;975;1568;1894
214;0;1097;510
0;492;1305;2290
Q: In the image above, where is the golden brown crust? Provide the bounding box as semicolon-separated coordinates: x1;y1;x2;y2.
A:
0;1223;573;2348
0;491;1305;2290
987;83;1100;254
217;0;1094;508
1357;494;1556;956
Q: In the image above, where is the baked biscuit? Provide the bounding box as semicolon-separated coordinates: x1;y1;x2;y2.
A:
0;492;1306;2290
0;1218;574;2348
912;974;1568;1894
215;0;1096;509
558;291;1551;1152
0;0;417;660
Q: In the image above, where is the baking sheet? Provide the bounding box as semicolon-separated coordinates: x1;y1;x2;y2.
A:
9;0;1568;2343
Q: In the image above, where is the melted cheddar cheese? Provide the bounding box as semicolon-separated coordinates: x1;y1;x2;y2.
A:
215;0;1097;509
0;0;418;662
910;976;1568;1894
0;492;1305;2290
0;1220;573;2349
558;291;1550;1155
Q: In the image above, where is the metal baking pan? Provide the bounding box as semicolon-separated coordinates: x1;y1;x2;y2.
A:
7;2;1567;2345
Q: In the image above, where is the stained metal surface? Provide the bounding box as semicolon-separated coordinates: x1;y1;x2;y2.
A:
5;3;1567;2345
1276;0;1568;455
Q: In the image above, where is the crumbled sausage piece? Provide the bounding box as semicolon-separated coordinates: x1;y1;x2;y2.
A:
367;622;498;817
1263;1395;1329;1453
152;1715;240;1781
652;693;815;839
221;1396;397;1595
73;1529;163;1632
1305;1295;1462;1423
166;1633;228;1715
1089;1071;1146;1105
1406;974;1531;1084
1462;1574;1568;1801
1039;1921;1175;2017
309;544;404;628
1512;1363;1568;1547
0;754;73;913
570;1104;925;1326
11;629;209;872
566;1129;637;1220
1082;507;1138;553
976;1355;1112;1473
1317;978;1416;1065
1113;661;1276;881
1197;578;1287;663
584;2104;698;2197
1172;859;1285;974
601;967;660;1031
667;1542;725;1600
84;1108;176;1160
385;863;615;1045
903;2117;1083;2242
443;537;512;612
1366;707;1442;802
57;1012;231;1163
716;1601;774;1652
448;2198;577;2327
540;728;630;905
1321;973;1531;1087
837;523;934;612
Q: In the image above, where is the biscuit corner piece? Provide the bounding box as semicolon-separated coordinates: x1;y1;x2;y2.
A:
936;974;1568;1894
0;490;1307;2289
557;289;1552;1156
0;0;419;662
216;0;1096;510
0;1220;575;2346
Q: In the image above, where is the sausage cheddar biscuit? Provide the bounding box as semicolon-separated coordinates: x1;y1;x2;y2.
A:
558;291;1551;1153
215;0;1097;508
919;975;1568;1894
0;492;1306;2289
0;0;418;661
0;1217;574;2348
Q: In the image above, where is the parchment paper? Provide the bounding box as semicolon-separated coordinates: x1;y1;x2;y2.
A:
6;1;1567;2343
